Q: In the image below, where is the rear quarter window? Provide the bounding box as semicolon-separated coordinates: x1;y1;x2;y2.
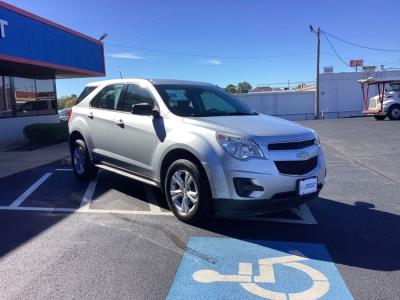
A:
76;87;96;104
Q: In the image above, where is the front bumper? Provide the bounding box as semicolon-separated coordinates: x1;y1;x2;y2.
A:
363;109;386;115
202;147;326;215
213;185;322;216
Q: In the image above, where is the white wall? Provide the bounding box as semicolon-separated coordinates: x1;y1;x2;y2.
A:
319;70;400;118
0;115;58;148
236;90;315;121
236;70;400;120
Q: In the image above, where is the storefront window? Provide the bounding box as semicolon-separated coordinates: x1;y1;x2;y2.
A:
14;77;37;117
1;76;57;117
36;79;57;115
0;76;13;118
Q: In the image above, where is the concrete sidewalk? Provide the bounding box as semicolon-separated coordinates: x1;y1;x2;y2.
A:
0;143;70;179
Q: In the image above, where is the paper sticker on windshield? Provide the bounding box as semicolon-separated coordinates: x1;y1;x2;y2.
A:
166;89;188;102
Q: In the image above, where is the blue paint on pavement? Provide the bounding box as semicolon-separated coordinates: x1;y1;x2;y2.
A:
167;237;353;300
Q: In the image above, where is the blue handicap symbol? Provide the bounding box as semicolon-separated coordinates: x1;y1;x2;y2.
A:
167;237;353;300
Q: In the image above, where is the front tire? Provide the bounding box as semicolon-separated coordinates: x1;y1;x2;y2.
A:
165;159;211;223
373;115;386;121
388;105;400;120
71;139;98;181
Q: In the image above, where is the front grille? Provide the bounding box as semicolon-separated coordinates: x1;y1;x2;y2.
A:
369;99;377;109
274;156;318;175
268;139;315;150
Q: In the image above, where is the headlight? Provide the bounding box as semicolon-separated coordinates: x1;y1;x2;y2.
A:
216;133;264;160
314;135;321;147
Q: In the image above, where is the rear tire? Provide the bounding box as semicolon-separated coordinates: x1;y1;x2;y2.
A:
388;105;400;120
71;139;97;181
164;159;211;224
373;115;386;121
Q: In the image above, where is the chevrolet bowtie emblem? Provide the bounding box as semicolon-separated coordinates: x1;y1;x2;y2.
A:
296;151;310;160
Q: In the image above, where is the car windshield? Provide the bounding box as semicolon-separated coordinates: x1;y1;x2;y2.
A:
388;83;400;92
154;84;255;117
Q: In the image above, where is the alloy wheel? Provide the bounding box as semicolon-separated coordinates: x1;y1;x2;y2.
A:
169;170;198;215
73;146;86;175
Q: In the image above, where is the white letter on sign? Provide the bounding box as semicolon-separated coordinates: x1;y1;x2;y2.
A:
0;19;8;38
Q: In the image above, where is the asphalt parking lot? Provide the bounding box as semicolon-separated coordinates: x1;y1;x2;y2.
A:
0;117;399;299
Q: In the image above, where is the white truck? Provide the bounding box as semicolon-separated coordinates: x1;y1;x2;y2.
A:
359;77;400;120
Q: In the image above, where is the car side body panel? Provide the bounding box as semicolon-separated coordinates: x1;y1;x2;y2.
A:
69;78;327;217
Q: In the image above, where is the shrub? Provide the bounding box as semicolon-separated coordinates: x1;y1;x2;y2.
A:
23;123;69;145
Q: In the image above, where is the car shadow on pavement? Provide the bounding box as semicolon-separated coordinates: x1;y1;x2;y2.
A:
197;197;400;272
0;163;168;259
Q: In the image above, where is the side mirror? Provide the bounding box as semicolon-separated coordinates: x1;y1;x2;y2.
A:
131;103;159;117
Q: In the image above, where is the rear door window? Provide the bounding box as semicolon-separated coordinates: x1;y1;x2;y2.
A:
90;85;124;110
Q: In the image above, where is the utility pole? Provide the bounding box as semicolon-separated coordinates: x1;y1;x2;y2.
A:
309;25;320;119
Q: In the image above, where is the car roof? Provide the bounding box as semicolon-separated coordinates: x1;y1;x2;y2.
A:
85;78;215;87
148;79;213;86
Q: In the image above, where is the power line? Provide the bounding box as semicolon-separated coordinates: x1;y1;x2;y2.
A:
104;42;315;60
321;31;351;67
322;30;400;52
321;51;390;65
321;36;400;66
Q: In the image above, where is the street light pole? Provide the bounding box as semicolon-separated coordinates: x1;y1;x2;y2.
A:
309;25;320;120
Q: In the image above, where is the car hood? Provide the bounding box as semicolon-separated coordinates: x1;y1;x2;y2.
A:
182;114;315;145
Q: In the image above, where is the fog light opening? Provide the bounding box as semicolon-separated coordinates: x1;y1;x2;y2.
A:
233;177;264;197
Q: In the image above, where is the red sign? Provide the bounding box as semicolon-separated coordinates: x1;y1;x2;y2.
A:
350;60;363;67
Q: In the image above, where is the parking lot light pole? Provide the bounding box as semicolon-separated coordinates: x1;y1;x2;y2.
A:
309;25;320;120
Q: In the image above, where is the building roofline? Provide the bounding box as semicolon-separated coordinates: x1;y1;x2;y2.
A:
0;54;105;77
0;1;103;45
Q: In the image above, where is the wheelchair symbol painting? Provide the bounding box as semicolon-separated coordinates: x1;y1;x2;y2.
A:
193;251;329;300
167;238;353;300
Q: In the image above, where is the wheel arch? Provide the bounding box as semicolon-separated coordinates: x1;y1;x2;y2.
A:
388;103;400;110
159;148;210;193
69;130;94;160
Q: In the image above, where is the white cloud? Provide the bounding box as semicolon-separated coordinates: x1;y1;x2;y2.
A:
108;52;144;60
202;59;221;65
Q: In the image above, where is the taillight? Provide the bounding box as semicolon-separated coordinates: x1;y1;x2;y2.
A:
67;108;73;122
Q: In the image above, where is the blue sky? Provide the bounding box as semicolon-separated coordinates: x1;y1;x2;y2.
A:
6;0;400;96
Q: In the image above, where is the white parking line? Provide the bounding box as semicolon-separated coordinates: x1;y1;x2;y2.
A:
2;169;317;224
291;204;317;224
9;173;53;208
221;205;318;225
144;185;162;213
0;205;173;216
78;178;97;212
0;203;316;223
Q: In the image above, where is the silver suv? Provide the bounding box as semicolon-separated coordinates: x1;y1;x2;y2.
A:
69;79;326;223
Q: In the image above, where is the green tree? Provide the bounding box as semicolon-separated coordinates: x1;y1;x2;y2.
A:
57;94;78;109
237;81;252;93
225;84;237;94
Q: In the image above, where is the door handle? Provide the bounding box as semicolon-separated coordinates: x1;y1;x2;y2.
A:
115;119;124;127
87;112;94;119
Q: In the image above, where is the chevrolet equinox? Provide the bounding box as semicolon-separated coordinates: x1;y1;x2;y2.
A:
69;79;326;223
